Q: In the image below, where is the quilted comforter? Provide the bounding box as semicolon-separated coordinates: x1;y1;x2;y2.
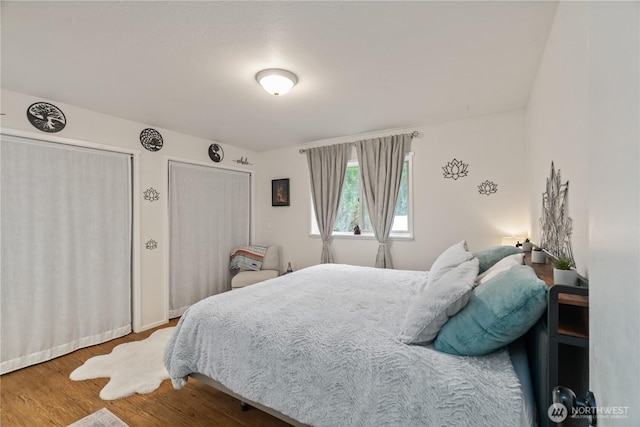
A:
164;264;526;426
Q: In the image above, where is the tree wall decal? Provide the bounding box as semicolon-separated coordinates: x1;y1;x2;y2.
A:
26;102;66;133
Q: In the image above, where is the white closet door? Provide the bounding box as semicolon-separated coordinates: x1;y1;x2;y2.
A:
0;135;132;374
169;161;250;318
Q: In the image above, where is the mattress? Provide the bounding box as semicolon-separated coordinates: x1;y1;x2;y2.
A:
165;264;534;426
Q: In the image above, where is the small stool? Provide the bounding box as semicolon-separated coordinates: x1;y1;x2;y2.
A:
231;246;280;289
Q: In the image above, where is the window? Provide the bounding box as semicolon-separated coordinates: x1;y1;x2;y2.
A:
311;155;412;238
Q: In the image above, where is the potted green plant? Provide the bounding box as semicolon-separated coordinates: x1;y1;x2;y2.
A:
553;257;577;286
521;238;533;252
531;246;546;263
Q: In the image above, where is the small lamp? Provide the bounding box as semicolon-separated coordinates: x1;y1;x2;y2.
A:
255;68;298;96
552;386;597;426
501;236;526;247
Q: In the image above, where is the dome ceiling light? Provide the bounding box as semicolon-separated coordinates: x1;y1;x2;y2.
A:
255;68;298;96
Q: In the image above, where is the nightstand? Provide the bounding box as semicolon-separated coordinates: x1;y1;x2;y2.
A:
524;252;589;427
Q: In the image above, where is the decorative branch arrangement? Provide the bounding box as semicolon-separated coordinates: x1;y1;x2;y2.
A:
540;162;575;264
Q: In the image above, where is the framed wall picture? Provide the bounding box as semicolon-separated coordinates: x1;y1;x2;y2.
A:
272;179;290;206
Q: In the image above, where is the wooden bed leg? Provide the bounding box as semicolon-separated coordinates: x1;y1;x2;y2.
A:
240;401;251;412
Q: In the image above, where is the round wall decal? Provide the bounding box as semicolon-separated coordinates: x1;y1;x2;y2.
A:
26;102;66;133
208;143;224;162
140;128;163;152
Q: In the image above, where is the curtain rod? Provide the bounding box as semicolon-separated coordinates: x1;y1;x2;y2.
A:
298;130;421;154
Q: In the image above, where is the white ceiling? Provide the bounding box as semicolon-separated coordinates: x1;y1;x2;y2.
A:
1;1;557;152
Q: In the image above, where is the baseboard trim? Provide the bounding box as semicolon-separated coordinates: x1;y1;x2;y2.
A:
134;318;169;333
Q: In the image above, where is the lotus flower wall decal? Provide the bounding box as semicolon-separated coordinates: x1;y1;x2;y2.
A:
441;157;501;197
143;187;160;202
478;180;498;195
442;158;469;180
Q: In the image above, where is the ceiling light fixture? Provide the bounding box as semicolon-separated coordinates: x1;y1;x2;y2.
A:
255;68;298;96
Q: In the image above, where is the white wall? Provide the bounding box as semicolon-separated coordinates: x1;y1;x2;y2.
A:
586;1;640;421
0;93;529;328
526;1;640;423
525;1;589;275
255;110;529;272
0;89;257;332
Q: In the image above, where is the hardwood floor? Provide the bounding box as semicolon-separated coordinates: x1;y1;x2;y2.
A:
1;320;291;427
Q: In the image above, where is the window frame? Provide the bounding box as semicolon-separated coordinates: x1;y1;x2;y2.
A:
309;152;414;241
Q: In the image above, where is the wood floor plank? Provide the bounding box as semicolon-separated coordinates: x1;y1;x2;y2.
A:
1;320;291;427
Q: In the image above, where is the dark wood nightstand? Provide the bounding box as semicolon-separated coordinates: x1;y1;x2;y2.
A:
524;251;589;427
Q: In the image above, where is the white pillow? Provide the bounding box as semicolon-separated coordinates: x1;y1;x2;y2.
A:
426;240;474;288
399;258;479;345
475;252;524;285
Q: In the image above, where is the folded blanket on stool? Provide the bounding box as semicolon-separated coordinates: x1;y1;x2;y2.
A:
229;245;268;271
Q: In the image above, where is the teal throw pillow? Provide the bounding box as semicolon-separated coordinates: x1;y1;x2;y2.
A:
473;245;523;274
434;265;547;356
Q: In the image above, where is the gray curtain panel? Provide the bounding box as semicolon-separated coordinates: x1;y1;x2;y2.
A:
355;134;412;268
168;161;250;318
306;144;352;263
1;134;132;374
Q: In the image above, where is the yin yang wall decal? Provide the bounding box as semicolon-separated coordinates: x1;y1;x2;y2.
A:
140;128;163;152
26;102;67;133
208;143;224;162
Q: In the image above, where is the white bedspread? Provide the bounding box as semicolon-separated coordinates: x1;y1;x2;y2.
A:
164;264;525;426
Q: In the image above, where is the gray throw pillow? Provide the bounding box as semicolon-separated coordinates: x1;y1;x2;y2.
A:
426;240;474;288
399;258;479;345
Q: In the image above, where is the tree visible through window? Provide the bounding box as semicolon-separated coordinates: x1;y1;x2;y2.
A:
332;159;410;233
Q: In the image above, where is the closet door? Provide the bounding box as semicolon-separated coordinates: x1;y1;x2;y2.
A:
1;135;132;374
168;161;250;318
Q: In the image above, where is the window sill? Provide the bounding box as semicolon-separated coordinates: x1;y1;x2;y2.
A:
308;232;414;242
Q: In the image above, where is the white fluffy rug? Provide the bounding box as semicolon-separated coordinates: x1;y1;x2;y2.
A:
70;327;175;400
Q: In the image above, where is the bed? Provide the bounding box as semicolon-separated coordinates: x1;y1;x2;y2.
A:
165;243;546;427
